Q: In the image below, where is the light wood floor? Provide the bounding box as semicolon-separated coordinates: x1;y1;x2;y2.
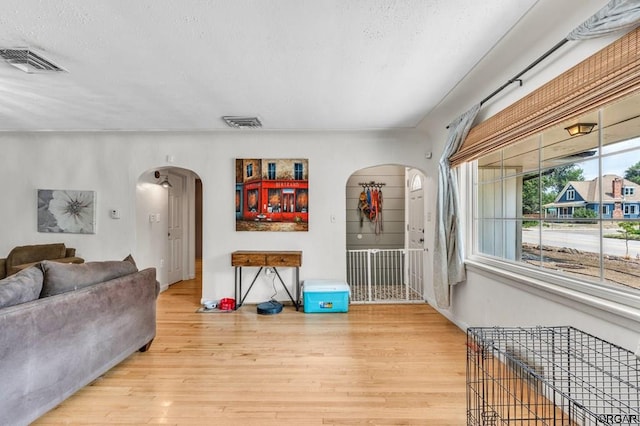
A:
35;264;468;425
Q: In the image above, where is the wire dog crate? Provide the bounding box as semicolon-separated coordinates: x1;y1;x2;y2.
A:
467;326;640;425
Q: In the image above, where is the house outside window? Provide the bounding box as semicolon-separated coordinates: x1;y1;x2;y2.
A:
472;92;640;301
246;164;253;178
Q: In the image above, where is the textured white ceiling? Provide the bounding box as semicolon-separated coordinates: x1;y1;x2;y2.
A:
0;0;541;131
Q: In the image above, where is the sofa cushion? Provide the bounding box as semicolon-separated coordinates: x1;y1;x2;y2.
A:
40;258;138;297
0;266;44;308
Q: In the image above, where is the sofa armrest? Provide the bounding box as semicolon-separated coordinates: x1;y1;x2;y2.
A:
0;258;6;279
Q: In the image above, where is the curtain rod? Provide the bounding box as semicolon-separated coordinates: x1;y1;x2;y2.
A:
446;37;570;129
479;38;570;106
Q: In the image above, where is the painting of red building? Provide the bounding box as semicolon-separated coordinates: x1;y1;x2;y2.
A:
235;159;309;231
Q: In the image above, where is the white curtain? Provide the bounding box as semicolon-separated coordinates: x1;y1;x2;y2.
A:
433;104;480;309
568;0;640;40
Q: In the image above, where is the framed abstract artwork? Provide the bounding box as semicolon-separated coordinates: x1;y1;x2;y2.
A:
37;189;96;234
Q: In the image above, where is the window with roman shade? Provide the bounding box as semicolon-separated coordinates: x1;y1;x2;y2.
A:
464;27;640;307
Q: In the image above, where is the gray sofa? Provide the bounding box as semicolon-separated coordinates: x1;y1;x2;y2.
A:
0;258;158;426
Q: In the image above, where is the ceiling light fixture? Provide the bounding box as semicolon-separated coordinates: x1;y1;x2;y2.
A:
159;177;172;188
564;122;596;137
154;171;172;188
222;116;262;129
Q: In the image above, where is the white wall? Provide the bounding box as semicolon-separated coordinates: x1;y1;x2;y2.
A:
417;0;640;350
451;266;640;347
0;129;431;305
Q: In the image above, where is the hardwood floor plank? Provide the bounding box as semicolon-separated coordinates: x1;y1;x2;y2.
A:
34;263;467;425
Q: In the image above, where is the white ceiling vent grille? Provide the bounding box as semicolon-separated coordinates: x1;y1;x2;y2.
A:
222;116;262;128
0;48;65;73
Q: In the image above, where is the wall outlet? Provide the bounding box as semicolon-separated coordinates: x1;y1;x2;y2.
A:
160;259;165;267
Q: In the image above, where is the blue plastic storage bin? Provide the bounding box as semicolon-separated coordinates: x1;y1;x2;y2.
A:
303;280;350;313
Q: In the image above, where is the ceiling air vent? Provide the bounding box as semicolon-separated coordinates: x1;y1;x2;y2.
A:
0;48;65;73
222;116;262;129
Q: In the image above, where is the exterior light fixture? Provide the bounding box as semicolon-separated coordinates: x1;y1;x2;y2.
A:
564;123;596;137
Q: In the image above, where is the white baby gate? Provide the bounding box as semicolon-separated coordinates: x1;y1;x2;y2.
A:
346;248;424;303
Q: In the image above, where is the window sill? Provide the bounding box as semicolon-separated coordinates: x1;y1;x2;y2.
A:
465;255;640;330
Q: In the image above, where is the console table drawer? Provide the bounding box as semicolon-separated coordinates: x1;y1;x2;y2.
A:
231;252;266;266
266;252;301;267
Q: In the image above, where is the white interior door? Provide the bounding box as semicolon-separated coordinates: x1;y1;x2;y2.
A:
168;172;185;285
407;169;425;297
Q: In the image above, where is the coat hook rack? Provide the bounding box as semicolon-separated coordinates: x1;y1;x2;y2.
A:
358;181;386;189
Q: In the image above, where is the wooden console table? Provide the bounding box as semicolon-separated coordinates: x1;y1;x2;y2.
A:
231;250;302;310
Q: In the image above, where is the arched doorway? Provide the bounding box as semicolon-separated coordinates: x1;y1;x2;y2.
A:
136;167;202;293
345;164;427;303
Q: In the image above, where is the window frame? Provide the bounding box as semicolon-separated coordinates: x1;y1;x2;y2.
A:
462;161;640;323
455;27;640;326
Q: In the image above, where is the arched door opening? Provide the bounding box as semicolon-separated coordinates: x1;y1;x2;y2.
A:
136;167;202;298
345;164;427;303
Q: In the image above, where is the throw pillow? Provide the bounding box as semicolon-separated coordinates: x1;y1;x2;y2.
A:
123;254;137;269
40;259;138;297
0;266;44;308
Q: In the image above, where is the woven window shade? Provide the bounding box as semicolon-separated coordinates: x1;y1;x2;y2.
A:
450;27;640;167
